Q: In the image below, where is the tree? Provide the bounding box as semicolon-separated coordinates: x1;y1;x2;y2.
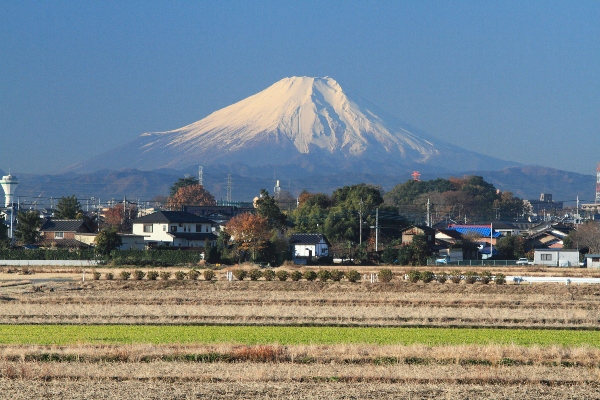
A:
54;195;83;219
255;189;286;229
167;184;216;210
224;213;270;261
15;210;43;245
103;203;138;233
495;235;526;259
0;215;9;249
94;228;122;255
170;176;199;196
569;222;600;254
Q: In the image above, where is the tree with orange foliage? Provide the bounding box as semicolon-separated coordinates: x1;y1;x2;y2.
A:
224;213;270;262
166;184;216;210
104;203;138;233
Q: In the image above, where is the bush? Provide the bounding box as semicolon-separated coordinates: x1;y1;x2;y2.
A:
303;270;317;281
449;270;462;284
249;269;263;281
119;270;131;280
175;270;187;280
233;269;247;281
290;270;303;281
275;270;289;281
147;270;159;281
407;270;421;283
263;269;275;281
159;271;171;281
378;269;393;283
421;271;435;283
203;269;215;281
188;269;200;280
105;272;114;281
494;273;506;285
480;271;492;284
436;272;447;284
133;270;146;280
464;271;478;284
346;269;361;283
317;269;331;282
330;269;344;282
92;271;101;280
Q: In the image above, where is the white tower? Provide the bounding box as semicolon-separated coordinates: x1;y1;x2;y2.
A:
0;174;18;207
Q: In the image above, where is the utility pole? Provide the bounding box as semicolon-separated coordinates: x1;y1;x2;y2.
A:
198;166;203;186
426;198;431;227
227;174;232;203
359;198;364;246
375;207;379;252
490;222;493;260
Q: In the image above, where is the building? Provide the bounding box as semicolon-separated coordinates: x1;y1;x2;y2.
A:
289;233;330;263
37;219;95;248
525;193;563;216
132;211;216;248
585;254;600;269
533;249;580;267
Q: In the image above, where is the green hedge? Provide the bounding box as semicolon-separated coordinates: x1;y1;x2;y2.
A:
0;249;203;265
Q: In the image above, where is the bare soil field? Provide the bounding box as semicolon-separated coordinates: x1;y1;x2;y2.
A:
1;267;600;398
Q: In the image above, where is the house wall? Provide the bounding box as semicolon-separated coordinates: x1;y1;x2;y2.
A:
44;232;77;240
586;255;600;269
132;222;212;245
534;249;579;267
294;240;329;258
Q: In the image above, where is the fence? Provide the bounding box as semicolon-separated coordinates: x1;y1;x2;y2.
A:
428;259;520;267
0;260;100;266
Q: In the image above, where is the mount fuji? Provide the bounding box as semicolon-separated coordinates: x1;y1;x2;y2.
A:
71;76;517;175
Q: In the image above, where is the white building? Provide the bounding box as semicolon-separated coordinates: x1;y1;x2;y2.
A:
132;211;216;248
289;233;330;263
534;249;580;267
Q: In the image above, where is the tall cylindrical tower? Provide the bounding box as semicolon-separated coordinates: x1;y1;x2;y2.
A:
0;174;18;207
596;162;600;203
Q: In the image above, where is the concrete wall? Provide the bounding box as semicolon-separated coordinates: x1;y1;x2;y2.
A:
0;260;99;266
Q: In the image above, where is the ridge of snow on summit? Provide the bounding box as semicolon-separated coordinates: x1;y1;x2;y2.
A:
71;76;518;173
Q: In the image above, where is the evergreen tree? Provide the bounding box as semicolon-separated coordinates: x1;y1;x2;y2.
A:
15;210;43;245
54;195;83;219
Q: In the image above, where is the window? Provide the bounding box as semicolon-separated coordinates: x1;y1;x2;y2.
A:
55;232;64;239
163;225;166;231
143;224;153;233
196;224;202;232
171;225;177;233
541;254;552;261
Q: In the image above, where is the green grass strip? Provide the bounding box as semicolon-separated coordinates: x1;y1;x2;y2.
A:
0;325;598;347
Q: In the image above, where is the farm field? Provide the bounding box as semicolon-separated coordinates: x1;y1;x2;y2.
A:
1;266;600;399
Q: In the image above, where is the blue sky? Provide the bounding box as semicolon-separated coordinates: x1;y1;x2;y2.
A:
1;1;599;175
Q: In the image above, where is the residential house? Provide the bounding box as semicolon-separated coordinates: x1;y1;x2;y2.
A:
37;219;95;248
132;211;216;248
400;226;436;247
289;233;330;264
183;205;254;232
534;249;580;267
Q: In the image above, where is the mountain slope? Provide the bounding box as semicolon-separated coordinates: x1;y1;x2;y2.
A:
70;76;517;174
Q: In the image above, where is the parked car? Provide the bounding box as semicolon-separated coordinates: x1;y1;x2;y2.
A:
516;258;532;265
436;256;449;264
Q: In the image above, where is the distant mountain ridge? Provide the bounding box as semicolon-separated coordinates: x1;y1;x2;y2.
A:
69;76;517;174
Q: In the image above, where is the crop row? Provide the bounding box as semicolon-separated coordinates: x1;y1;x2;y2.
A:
0;325;599;347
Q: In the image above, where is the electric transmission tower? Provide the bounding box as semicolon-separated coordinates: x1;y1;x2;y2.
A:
227;174;232;203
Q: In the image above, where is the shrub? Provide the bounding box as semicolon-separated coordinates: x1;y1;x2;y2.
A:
421;271;435;283
317;269;331;282
378;269;393;283
203;269;215;281
436;272;447;284
175;271;187;281
346;269;361;283
92;271;101;280
494;273;506;285
249;269;263;281
275;270;289;281
290;271;303;281
464;271;478;284
105;272;114;280
263;269;275;281
119;270;131;280
133;270;145;280
303;270;317;281
147;270;159;281
480;271;492;284
407;270;421;283
449;270;462;284
330;269;344;282
233;269;247;281
159;271;171;281
188;269;200;280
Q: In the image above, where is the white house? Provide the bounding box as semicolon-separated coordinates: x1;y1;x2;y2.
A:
132;211;216;248
289;233;330;263
534;249;580;267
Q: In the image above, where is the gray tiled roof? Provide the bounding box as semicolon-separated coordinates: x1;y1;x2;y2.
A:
289;233;330;246
168;232;218;241
39;219;94;233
